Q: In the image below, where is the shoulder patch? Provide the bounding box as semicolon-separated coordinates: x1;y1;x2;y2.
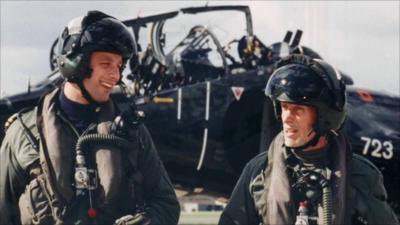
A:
4;113;18;130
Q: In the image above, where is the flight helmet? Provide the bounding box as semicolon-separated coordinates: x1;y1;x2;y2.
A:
265;54;346;135
56;10;137;83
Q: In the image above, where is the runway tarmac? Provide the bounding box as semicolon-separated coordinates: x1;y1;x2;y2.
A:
178;211;222;225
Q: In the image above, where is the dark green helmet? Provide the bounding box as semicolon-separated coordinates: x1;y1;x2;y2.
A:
265;54;346;134
56;10;137;82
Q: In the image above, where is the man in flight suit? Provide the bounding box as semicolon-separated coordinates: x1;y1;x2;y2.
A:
219;54;399;225
0;10;180;225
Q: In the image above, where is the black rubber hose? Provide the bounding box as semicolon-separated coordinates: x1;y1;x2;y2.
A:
75;133;133;154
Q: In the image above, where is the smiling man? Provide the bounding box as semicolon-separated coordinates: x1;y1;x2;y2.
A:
0;11;179;225
218;54;398;225
64;51;122;103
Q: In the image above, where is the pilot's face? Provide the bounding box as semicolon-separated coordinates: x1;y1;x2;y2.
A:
83;51;122;103
281;102;317;148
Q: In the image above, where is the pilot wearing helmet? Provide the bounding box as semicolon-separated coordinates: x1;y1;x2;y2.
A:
218;54;398;225
0;11;179;225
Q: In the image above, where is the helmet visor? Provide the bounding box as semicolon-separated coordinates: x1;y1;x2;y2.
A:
265;64;326;103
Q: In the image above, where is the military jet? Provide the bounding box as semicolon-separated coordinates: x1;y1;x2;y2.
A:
1;5;399;216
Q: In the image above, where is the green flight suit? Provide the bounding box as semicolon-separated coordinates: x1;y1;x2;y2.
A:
219;132;399;225
0;88;180;225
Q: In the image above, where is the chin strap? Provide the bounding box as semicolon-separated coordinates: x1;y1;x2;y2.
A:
76;80;99;107
290;132;322;151
74;73;127;109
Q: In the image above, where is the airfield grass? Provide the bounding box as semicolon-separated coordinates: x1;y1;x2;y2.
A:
178;211;222;225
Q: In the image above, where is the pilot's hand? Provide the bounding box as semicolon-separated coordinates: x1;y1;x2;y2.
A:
114;213;151;225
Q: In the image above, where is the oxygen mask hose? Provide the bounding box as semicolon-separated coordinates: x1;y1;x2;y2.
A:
75;133;133;154
320;179;333;225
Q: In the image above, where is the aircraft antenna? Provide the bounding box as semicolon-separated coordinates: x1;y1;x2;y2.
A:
27;76;31;94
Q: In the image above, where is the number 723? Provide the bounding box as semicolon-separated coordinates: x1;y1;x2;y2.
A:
360;136;394;160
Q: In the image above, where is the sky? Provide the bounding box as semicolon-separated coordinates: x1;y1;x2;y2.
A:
1;1;399;98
